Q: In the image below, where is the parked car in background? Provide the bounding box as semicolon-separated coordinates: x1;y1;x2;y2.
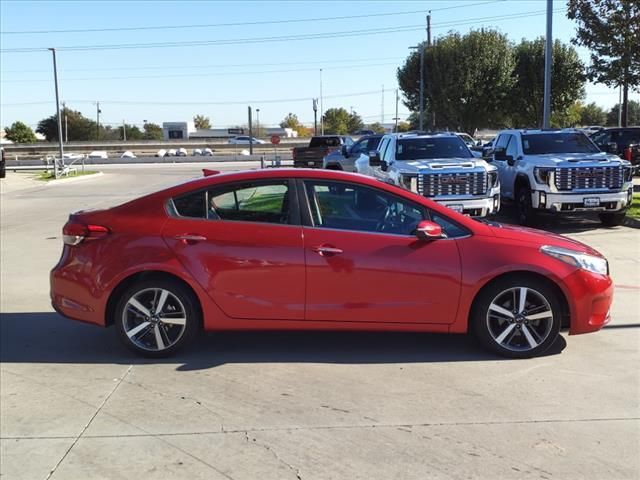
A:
51;168;613;359
167;149;177;156
228;136;266;145
456;132;481;149
193;148;202;156
88;151;108;159
156;149;167;158
293;135;354;168
354;129;376;136
176;148;188;157
491;129;634;226
581;126;605;135
590;127;640;170
202;148;214;156
323;134;383;172
357;132;500;217
120;151;136;159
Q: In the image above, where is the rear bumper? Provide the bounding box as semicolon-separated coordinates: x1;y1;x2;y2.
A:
531;188;632;213
564;269;614;335
294;160;323;168
50;268;106;326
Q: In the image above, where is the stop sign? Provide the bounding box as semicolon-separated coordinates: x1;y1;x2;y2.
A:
271;134;281;145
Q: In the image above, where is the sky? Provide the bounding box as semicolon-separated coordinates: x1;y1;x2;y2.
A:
1;0;637;131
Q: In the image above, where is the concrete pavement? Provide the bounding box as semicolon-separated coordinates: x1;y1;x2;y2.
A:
1;165;639;480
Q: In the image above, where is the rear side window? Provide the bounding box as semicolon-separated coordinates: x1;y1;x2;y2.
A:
309;137;340;148
173;190;206;218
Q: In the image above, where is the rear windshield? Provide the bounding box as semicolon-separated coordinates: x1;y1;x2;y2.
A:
396;137;472;160
309;137;342;148
522;133;599;154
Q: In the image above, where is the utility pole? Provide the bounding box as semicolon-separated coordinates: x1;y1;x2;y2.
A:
312;98;318;135
618;85;622;127
122;120;127;141
381;84;384;124
248;106;253;155
62;101;68;143
48;48;64;178
256;108;260;138
394;88;399;133
96;102;101;140
320;68;324;135
427;12;435;129
542;0;553;129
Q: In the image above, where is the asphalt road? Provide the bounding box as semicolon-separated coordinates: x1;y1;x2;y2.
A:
1;164;639;480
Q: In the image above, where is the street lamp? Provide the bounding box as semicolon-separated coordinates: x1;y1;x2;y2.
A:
256;108;260;138
409;43;425;131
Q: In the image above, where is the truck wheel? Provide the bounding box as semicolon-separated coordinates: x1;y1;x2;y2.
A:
599;211;626;227
515;184;537;226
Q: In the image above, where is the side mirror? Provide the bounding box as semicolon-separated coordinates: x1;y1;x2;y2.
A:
341;145;349;157
494;147;506;160
506;155;515;166
381;160;389;172
606;142;618;154
415;220;444;241
482;147;494;159
368;151;382;166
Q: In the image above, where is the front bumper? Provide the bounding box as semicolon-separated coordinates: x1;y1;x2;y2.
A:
531;188;633;213
564;269;614;335
433;191;500;217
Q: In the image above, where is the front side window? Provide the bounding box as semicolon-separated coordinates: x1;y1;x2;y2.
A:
350;138;368;156
506;135;518;157
521;133;599;154
304;181;425;236
396;137;472;160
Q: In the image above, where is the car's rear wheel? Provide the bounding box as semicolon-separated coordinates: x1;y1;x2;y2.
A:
115;279;200;357
473;276;562;358
599;211;626;227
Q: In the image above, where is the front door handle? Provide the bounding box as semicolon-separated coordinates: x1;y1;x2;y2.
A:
175;234;207;244
312;245;343;256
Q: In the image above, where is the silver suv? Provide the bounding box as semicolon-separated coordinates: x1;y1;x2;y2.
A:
356;132;500;217
491;129;634;226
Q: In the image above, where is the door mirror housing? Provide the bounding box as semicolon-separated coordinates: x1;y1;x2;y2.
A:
368;151;382;166
506;155;516;166
415;220;444;241
381;159;389;172
341;145;349;157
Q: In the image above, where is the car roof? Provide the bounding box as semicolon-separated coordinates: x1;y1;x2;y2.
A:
497;128;585;135
387;131;459;139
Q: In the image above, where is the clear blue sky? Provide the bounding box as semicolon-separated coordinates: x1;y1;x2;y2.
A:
1;0;636;130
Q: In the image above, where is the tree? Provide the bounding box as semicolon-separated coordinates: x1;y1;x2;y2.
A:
366;122;386;134
579;102;607;126
347;111;364;133
398;29;514;134
322;108;352;134
509;38;585;128
551;101;583;128
36;108;96;141
118;124;144;140
143;122;163;140
279;113;310;136
606;100;640;126
193;115;211;129
397;121;412;133
4;121;37;143
568;0;640;126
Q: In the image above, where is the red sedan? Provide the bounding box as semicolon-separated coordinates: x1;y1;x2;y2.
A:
50;169;613;358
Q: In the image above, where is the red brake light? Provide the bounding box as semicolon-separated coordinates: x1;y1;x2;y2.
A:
623;147;632;161
63;222;109;245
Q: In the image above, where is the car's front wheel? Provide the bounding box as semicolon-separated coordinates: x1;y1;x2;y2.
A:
599;211;626;227
115;278;200;357
472;276;562;358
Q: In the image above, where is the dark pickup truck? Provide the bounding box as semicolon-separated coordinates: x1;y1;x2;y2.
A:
591;127;640;172
292;135;353;168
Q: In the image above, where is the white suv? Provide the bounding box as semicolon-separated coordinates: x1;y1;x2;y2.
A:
491;129;634;226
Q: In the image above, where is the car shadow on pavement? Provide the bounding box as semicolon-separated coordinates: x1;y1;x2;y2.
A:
1;312;567;370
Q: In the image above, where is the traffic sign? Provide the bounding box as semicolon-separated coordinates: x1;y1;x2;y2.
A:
271;135;281;145
228;128;244;135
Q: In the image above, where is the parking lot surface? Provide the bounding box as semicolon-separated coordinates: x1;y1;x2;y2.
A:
1;164;639;480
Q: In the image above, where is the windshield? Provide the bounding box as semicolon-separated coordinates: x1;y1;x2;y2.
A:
521;133;600;154
396;137;472;160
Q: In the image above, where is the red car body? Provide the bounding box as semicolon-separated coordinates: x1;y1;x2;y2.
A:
50;169;612;345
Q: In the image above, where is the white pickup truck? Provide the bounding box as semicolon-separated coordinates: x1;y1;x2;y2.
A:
356;132;500;217
490;129;634;226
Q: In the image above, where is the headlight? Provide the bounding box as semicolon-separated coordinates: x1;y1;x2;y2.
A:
534;167;553;185
540;245;608;275
488;171;499;188
400;175;417;192
623;165;633;182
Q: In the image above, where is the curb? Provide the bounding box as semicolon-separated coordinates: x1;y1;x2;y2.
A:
623;215;640;229
44;171;104;186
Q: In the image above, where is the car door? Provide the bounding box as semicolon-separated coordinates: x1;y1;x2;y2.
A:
493;134;517;199
357;136;389;176
300;179;462;324
373;137;395;183
162;179;305;320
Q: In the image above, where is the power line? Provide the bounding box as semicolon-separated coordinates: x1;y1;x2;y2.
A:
1;1;504;35
0;9;559;54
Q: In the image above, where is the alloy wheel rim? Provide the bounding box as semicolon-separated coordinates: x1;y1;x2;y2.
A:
122;288;187;351
486;287;553;352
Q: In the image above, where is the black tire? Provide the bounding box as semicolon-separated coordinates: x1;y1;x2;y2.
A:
115;278;200;358
472;275;562;359
515;184;537;226
599;211;626;227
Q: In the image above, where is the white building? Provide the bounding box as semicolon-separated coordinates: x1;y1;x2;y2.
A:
162;122;196;140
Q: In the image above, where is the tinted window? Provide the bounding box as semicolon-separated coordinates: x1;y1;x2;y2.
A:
396;137;472;160
209;181;290;224
495;134;509;150
304;181;425;236
350;138;368;155
430;212;469;238
173;190;206;218
506;135;518;157
309;137;341;148
521;133;599;154
591;131;610;146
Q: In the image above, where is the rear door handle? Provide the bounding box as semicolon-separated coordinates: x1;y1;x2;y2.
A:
312;245;343;256
175;234;207;244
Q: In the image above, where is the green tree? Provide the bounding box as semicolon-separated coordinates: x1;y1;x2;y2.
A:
551;101;583;128
509;38;585;128
143;122;163;140
398;29;514;134
279;113;309;136
36;108;96;141
322;108;352;134
397;121;412;133
579;102;607;126
4;121;37;143
193;115;211;129
118;124;144;140
568;0;640;126
606;100;640;126
347;111;364;133
366;122;386;134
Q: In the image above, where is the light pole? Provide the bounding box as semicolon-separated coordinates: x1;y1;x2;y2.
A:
320;68;324;135
256;108;260;138
48;48;64;178
542;0;553;129
312;99;318;135
96;102;101;140
409;44;425;131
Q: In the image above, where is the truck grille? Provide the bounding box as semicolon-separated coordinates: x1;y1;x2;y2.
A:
554;166;622;191
419;171;488;197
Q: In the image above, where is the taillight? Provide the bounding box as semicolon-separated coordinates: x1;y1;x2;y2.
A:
62;222;109;246
623;147;632;161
